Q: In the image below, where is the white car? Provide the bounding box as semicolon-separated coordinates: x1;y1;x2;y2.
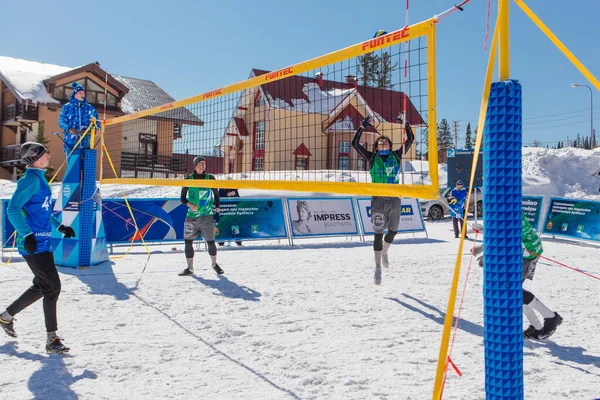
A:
420;187;483;220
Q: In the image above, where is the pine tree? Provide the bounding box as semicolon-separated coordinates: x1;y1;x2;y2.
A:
437;118;452;163
464;123;473;149
375;52;397;89
357;53;380;87
34;121;54;180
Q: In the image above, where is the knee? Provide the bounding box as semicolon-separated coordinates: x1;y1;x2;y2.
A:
384;230;397;243
523;289;534;305
207;241;217;256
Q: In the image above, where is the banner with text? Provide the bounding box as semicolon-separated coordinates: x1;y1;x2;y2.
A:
542;197;600;242
522;196;544;231
286;198;358;237
356;197;425;235
215;198;287;241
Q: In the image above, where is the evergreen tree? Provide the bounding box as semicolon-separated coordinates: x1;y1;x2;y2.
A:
375;52;397;89
357;53;380;87
437;118;452;163
464;123;473;149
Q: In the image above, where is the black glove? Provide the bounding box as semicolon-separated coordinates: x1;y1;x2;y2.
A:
361;116;374;128
58;225;76;239
213;212;220;224
24;233;37;255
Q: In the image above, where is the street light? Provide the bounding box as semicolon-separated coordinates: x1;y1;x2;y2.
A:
571;83;595;148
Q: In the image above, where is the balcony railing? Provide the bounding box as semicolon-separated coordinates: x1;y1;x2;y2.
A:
120;152;185;178
2;102;39;123
0;144;25;167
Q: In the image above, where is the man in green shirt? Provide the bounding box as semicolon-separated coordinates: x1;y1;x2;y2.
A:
178;156;223;276
472;212;562;340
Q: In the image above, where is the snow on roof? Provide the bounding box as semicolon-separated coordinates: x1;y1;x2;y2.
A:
0;56;72;104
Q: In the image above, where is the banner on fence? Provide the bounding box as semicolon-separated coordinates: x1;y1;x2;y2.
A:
286;197;358;237
542;197;600;242
216;198;287;241
356;197;425;235
522;196;544;231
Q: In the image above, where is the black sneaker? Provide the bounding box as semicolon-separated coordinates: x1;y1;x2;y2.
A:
523;325;542;340
0;316;16;338
213;264;224;274
46;337;70;354
539;312;563;340
178;268;194;276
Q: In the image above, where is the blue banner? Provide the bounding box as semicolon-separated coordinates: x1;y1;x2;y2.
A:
215;198;287;241
542;197;600;242
447;148;484;188
522;196;544;231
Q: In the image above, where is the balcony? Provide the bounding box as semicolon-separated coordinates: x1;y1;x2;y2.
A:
2;103;39;126
120;152;185;178
0;144;25;167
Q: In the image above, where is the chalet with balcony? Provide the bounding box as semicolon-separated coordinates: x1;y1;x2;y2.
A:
0;56;203;180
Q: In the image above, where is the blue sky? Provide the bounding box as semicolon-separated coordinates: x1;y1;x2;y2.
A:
1;0;598;147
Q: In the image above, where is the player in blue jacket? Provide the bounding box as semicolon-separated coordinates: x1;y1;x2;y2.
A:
446;180;468;238
0;142;75;354
58;82;101;154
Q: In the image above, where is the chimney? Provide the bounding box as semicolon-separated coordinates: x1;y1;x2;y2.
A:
345;74;357;88
315;72;324;89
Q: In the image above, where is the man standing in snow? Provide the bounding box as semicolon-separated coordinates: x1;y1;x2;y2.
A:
179;156;223;276
0;142;75;354
447;180;468;238
472;212;563;340
351;116;414;285
59;82;102;154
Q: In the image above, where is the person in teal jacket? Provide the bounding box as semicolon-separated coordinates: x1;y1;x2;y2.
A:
472;212;563;340
0;142;75;353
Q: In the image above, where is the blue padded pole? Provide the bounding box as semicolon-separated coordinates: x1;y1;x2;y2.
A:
79;149;97;267
483;80;523;399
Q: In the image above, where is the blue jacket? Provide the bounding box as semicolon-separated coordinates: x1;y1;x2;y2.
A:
7;168;61;255
59;87;101;152
449;186;467;218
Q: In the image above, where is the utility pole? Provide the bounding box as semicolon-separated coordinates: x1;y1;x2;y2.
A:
452;121;460;149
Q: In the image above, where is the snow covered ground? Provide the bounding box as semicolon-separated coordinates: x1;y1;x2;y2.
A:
0;148;599;399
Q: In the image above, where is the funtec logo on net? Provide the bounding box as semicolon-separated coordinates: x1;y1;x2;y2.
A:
361;28;410;51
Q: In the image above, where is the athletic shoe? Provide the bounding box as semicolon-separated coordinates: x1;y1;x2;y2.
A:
374;266;382;286
178;268;194;276
213;264;224;275
46;337;70;354
539;312;563;340
523;325;542;340
0;316;16;338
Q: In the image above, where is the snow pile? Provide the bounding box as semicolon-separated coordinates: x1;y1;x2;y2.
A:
0;56;72;104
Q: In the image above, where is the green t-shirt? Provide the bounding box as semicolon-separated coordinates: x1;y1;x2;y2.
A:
185;173;216;218
522;212;543;259
370;153;401;184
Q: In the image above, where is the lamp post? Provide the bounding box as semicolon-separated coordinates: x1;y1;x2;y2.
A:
571;83;595;148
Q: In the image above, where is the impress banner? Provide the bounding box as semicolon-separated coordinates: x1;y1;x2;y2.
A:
542;197;600;242
356;197;425;235
522;196;544;231
287;197;358;237
215;198;287;241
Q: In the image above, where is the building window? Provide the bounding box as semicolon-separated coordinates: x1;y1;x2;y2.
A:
338;156;349;170
357;158;366;171
253;157;264;171
255;121;265;150
296;157;308;170
339;141;350;154
52;78;117;107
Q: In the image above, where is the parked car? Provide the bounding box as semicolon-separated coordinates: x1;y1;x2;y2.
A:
420;187;483;220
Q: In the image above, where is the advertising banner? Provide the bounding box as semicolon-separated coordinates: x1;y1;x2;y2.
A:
286;197;358;237
522;196;544;231
215;198;287;241
356;197;425;235
446;148;484;188
542;197;600;242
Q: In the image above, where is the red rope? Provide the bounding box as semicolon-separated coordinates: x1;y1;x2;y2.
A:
440;231;481;398
538;254;600;281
